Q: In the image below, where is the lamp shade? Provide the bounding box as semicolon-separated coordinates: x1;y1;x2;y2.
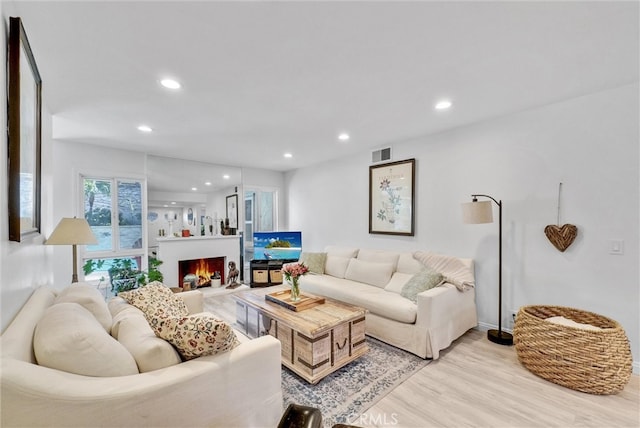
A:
46;218;98;245
461;200;494;224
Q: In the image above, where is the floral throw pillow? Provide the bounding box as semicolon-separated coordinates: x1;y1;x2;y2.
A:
155;315;240;360
400;266;445;303
118;282;189;328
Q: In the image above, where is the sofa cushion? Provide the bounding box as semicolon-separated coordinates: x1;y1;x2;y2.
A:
396;252;423;275
325;245;359;258
110;305;145;338
384;272;414;294
34;302;139;377
300;275;417;324
356;249;400;270
324;256;352;278
119;282;189;321
400;266;445;303
298;252;327;274
116;313;182;372
154;314;240;360
55;283;112;332
345;258;394;288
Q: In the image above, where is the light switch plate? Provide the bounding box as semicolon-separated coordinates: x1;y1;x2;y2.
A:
609;240;624;255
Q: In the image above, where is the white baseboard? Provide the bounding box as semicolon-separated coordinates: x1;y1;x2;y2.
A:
476;322;639;374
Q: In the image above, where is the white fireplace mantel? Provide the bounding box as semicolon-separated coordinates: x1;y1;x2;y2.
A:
156;235;241;286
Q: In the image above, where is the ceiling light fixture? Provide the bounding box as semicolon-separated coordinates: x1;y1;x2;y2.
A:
160;78;181;89
171;201;176;205
435;100;453;110
205;181;212;186
338;133;350;141
137;125;152;133
284;153;293;159
222;175;230;180
191;187;197;191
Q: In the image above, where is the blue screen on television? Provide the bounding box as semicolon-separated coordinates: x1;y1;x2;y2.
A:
253;231;302;261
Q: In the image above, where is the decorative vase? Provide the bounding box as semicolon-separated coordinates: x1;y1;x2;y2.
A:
290;277;300;302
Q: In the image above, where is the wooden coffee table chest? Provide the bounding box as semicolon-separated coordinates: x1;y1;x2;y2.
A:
233;286;368;384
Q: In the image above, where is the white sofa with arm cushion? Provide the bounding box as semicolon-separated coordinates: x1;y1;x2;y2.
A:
1;283;282;428
297;246;478;359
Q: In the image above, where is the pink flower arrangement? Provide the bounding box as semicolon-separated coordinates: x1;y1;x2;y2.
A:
282;262;309;282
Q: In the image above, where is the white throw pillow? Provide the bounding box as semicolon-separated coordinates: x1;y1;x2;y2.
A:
55;283;112;332
396;252;423;275
384;272;414;294
324;245;360;258
324;256;352;278
117;314;182;372
34;303;139;377
344;258;394;288
357;249;400;268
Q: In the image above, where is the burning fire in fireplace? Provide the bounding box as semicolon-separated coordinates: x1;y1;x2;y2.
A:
179;257;225;288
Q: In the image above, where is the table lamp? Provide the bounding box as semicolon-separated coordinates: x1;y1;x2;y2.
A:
46;217;98;283
461;194;513;346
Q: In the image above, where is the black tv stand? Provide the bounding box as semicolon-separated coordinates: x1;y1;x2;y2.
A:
250;260;284;287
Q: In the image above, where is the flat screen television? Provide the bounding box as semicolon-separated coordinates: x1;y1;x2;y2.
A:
253;231;302;261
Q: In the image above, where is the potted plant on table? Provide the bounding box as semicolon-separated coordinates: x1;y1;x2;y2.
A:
83;256;164;295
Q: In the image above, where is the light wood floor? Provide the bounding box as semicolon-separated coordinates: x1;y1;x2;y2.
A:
359;329;639;428
203;290;639;428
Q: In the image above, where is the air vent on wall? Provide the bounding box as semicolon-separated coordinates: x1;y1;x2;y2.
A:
371;147;392;163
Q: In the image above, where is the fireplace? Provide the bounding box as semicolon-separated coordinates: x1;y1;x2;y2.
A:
178;257;225;288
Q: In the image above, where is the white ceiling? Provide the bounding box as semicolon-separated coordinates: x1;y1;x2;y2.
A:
6;1;639;174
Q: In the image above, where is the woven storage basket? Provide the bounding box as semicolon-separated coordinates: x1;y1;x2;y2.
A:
513;305;632;395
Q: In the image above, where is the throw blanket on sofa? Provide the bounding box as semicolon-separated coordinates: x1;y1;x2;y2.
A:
413;251;475;291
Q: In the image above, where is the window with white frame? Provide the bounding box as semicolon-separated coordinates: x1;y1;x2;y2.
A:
81;176;146;286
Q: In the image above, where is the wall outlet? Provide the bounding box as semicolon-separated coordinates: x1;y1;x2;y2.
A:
510;310;518;325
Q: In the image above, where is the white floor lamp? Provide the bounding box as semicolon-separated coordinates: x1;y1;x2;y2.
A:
462;194;513;346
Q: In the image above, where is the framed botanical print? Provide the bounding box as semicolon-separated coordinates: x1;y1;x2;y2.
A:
369;158;415;236
7;17;42;241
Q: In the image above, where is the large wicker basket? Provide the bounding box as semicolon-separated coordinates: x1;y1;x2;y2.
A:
513;305;632;395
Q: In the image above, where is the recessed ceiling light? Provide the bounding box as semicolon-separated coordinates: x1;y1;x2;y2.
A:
338;133;350;141
137;125;152;132
205;181;212;186
222;175;230;180
171;201;176;205
191;187;197;191
160;78;181;89
284;153;293;158
163;204;168;208
435;100;452;110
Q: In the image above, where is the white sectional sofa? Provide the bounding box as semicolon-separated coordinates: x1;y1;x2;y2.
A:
298;246;478;359
1;284;282;428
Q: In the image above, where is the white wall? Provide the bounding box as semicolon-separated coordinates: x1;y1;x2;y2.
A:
0;8;57;332
285;84;640;366
51;141;147;287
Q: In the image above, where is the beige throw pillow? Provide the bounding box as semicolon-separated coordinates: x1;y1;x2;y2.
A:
154;314;240;360
299;252;327;274
34;303;139;377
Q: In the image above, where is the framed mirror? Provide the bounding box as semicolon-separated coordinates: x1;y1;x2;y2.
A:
8;17;42;241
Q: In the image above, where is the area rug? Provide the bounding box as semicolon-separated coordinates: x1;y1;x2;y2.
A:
282;337;430;427
202;292;431;427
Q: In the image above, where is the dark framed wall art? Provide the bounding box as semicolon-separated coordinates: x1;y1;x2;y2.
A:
7;17;42;242
369;158;415;236
226;194;238;229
